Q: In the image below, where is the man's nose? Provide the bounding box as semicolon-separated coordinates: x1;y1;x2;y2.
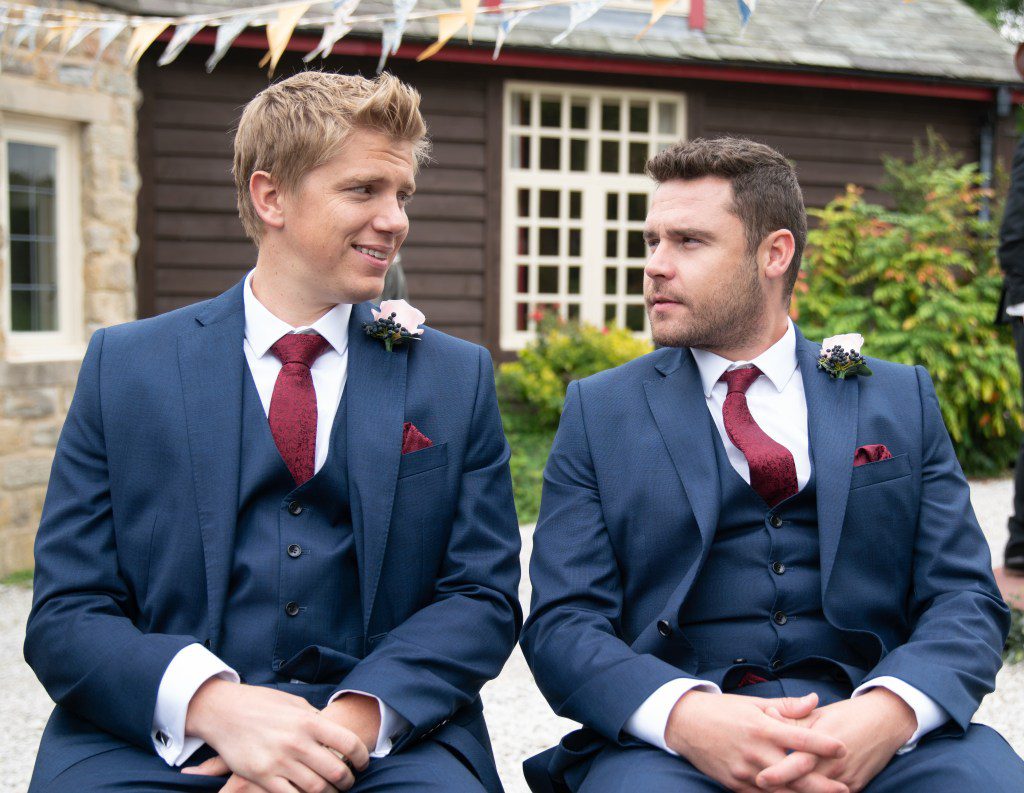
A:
373;197;409;235
644;245;674;280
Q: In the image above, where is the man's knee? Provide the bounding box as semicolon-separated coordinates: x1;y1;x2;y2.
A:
577;744;724;793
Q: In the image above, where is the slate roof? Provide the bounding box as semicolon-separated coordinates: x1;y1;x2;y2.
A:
98;0;1021;85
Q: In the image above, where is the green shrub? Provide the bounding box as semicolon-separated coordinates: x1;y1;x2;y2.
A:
497;315;653;432
797;134;1021;475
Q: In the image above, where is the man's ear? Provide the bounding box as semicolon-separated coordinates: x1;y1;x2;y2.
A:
761;229;796;285
249;171;286;232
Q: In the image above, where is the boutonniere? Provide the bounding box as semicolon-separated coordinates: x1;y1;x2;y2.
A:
364;299;425;352
818;333;873;379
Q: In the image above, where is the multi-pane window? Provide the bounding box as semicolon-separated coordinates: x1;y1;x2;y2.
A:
502;82;685;349
1;117;82;359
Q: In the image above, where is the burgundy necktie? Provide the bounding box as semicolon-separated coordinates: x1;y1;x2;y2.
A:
269;333;331;486
720;366;798;507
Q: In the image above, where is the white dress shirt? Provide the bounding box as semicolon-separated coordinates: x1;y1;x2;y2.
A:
151;271;409;766
624;320;947;755
1006;301;1024;318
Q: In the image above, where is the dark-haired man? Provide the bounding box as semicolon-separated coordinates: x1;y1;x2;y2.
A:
522;137;1023;792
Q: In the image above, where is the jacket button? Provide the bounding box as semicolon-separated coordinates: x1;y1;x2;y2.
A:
287;544;302;558
285;601;300;617
769;514;783;529
733;658;747;664
773;611;788;626
657;619;672;637
287;501;303;516
771;561;786;575
771;658;783;670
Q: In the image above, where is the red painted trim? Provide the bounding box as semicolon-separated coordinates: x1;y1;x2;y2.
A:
689;0;705;31
175;29;1018;102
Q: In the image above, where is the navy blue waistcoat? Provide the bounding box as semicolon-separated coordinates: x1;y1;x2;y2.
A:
218;373;362;701
678;427;868;694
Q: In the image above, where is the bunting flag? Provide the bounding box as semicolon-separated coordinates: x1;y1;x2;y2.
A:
62;20;97;56
551;0;607;45
811;0;827;14
635;0;675;39
493;7;534;59
416;11;465;61
737;0;756;27
461;0;479;43
158;20;203;65
94;20;128;61
206;14;255;72
259;3;311;75
377;0;416;72
10;6;42;50
126;20;169;64
303;0;360;61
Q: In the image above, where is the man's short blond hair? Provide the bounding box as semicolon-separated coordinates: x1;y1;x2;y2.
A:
232;71;430;244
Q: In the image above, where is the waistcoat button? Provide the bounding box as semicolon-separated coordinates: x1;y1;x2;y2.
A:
771;658;783;670
287;501;303;516
657;619;672;637
773;611;788;626
772;561;786;575
287;544;302;558
285;601;300;617
769;514;783;529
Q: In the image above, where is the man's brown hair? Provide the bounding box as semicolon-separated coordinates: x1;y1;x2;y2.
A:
646;137;807;295
233;71;430;244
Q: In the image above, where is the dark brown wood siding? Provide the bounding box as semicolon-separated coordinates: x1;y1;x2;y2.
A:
137;49;1001;355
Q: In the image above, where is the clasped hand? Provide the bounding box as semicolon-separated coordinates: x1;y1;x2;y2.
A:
179;679;375;793
667;689;916;793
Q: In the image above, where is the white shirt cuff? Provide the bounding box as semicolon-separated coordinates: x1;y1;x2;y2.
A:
152;643;239;766
1006;301;1024;317
623;678;721;755
327;690;411;757
852;676;948;753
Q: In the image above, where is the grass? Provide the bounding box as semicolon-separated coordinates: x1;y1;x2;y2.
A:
1;568;33;588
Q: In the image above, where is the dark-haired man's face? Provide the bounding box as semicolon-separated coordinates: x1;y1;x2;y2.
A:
643;176;767;352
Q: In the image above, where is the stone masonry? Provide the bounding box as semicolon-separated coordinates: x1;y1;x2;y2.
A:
0;1;138;576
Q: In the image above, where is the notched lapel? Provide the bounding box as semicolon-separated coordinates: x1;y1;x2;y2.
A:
643;348;721;572
176;283;246;649
346;302;408;629
795;331;860;595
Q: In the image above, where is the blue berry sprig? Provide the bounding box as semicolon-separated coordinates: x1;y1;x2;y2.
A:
363;312;421;352
817;344;872;380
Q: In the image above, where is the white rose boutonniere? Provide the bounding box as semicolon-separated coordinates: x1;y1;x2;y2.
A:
818;333;872;380
364;299;426;352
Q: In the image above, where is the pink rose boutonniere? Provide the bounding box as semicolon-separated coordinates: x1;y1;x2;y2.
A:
364;299;426;352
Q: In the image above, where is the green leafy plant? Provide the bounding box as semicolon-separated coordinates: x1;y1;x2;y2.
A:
498;315;653;433
1005;607;1024;665
796;134;1021;476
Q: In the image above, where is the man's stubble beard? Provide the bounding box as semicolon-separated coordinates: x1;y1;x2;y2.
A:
649;256;768;351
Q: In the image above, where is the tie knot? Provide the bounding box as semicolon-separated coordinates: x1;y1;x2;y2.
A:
270;333;331;368
721;365;762;395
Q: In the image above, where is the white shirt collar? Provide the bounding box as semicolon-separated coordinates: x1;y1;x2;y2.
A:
690;319;798;398
242;269;352;358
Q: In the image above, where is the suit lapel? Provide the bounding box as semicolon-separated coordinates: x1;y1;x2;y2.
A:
643;348;721;566
176;282;246;649
795;329;860;595
345;302;408;629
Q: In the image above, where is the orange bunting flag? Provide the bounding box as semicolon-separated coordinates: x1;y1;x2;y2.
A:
126;20;170;65
259;3;311;76
416;12;466;61
461;0;481;43
636;0;678;39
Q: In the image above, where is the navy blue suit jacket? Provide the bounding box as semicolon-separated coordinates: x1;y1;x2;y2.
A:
521;328;1008;789
25;281;521;791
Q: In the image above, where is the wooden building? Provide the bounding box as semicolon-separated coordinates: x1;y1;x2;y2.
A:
131;0;1024;356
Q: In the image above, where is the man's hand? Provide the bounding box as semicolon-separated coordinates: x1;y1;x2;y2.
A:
665;691;849;793
179;678;370;793
756;689;917;793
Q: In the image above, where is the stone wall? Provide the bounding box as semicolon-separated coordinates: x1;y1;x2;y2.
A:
0;1;138;575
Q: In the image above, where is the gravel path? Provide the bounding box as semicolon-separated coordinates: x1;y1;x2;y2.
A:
3;478;1021;792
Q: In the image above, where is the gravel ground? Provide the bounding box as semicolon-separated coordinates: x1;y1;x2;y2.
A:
2;478;1021;792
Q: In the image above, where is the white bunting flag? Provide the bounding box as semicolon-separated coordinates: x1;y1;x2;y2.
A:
304;0;360;61
493;8;534;60
552;0;607;45
158;21;202;65
62;21;97;56
377;0;416;72
94;20;128;61
737;0;756;28
11;6;43;50
206;13;254;72
126;20;170;65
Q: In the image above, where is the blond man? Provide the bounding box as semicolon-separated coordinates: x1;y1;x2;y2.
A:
25;72;520;793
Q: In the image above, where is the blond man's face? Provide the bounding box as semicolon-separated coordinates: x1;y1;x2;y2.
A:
275;129;416;304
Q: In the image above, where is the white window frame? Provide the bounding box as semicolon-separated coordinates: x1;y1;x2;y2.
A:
0;114;84;362
500;81;686;351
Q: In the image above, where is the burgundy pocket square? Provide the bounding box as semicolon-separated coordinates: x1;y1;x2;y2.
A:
402;422;433;455
854;444;893;467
